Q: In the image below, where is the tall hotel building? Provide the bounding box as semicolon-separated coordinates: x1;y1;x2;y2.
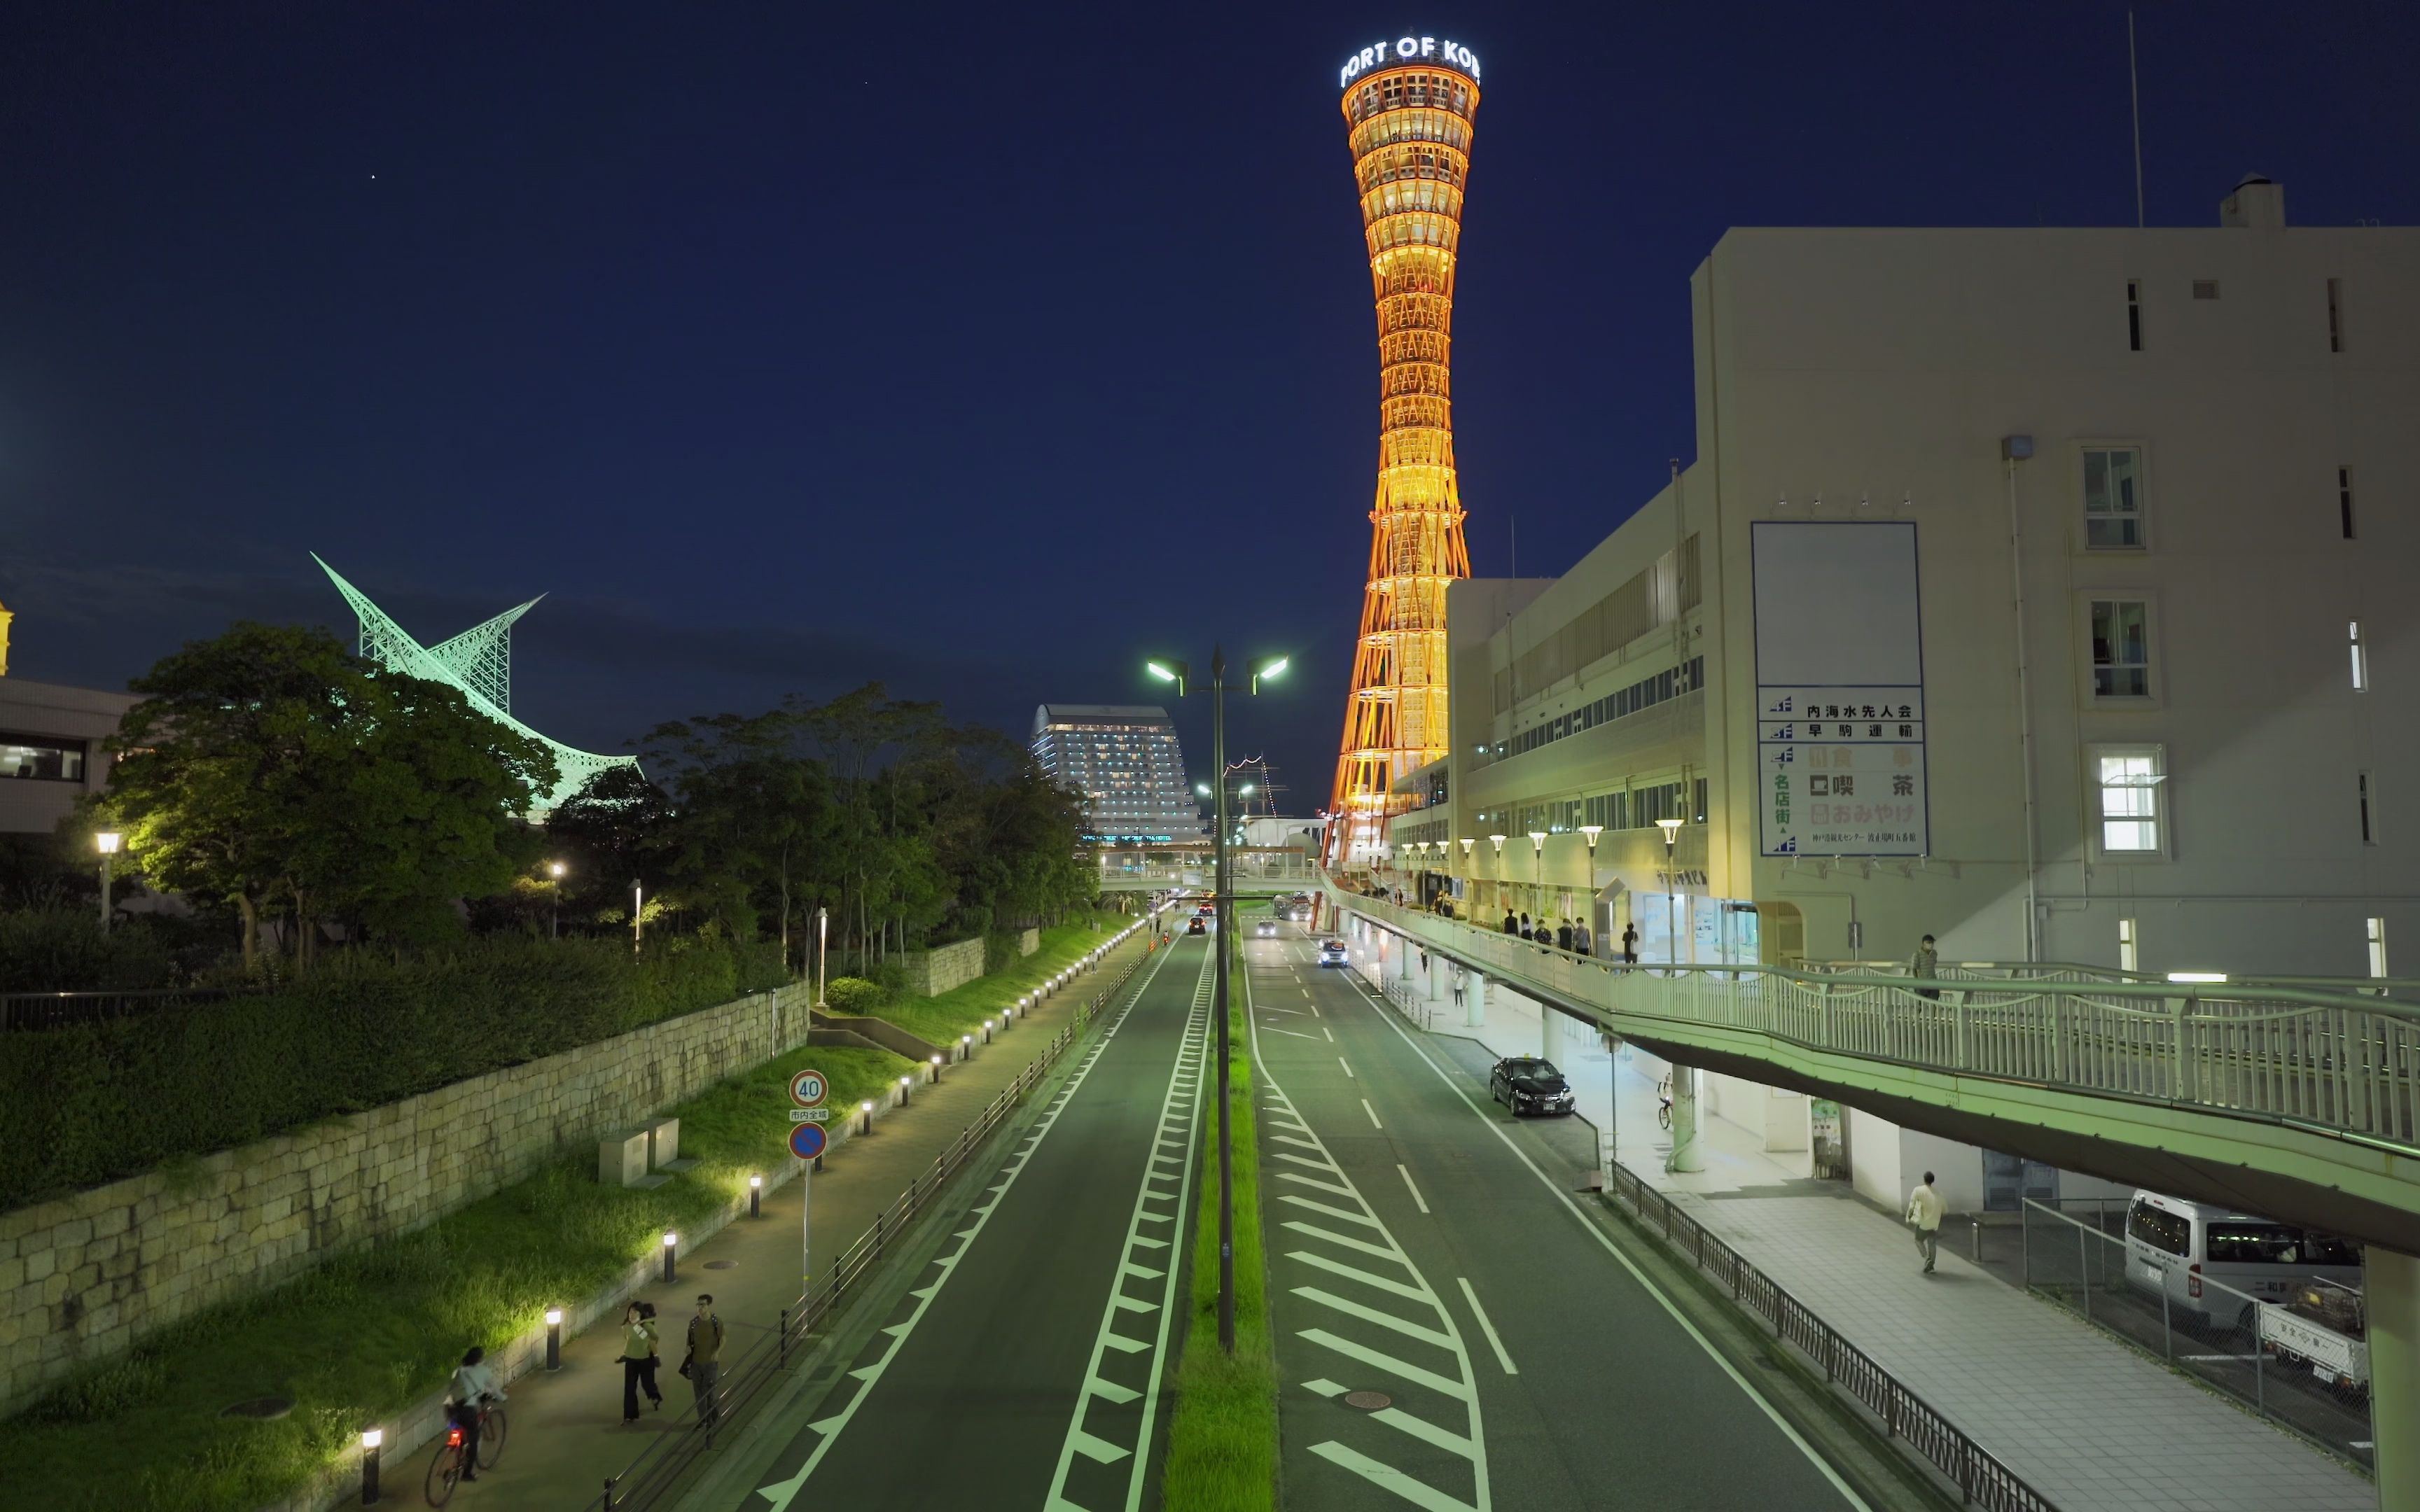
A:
1327;36;1481;862
1030;705;1203;846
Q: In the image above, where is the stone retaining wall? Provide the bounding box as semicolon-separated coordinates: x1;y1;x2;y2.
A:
1017;927;1040;958
0;981;815;1418
902;937;984;997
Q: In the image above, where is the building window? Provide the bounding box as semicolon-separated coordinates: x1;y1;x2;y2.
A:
2118;918;2139;973
2091;600;2153;697
2092;745;2167;858
2340;467;2357;540
2359;771;2377;845
2127;280;2143;351
2350;620;2368;691
2191;279;2220;300
2367;917;2388;979
2326;278;2344;353
2082;447;2145;548
0;734;86;783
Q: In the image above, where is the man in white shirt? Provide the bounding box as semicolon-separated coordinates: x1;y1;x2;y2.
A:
1906;1172;1945;1273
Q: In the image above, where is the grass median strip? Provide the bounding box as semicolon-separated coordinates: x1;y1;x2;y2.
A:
0;1042;909;1512
1163;937;1278;1511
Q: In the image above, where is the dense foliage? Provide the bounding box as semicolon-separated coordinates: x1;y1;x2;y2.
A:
0;934;782;1208
88;624;557;967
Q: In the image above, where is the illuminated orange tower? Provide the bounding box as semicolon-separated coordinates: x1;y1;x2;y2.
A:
1328;36;1481;862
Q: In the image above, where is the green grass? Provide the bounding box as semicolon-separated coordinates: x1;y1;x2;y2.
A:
0;1042;909;1512
1162;938;1278;1511
874;911;1129;1046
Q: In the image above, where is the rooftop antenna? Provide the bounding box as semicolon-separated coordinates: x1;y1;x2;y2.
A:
2128;9;2146;227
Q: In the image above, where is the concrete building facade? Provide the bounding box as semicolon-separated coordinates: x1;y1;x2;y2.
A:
1404;179;2418;983
1029;704;1204;846
0;678;139;839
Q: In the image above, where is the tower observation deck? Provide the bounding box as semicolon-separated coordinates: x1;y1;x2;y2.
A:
1327;36;1480;863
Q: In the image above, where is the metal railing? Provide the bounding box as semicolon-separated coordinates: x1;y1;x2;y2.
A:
583;944;1157;1511
1802;958;2419;1000
1608;1163;2057;1511
2015;1198;2374;1469
1327;888;2420;1156
0;986;231;1031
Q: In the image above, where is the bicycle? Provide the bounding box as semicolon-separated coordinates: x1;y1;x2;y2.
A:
1656;1074;1674;1131
424;1401;507;1506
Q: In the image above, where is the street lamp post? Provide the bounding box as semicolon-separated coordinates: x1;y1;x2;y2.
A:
1148;648;1286;1357
95;832;121;933
1578;826;1604;953
1655;818;1684;965
547;861;565;941
1655;815;1699;1172
1527;830;1548;928
815;906;829;1009
632;882;644;955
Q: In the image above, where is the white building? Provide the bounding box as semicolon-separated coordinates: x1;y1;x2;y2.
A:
0;677;137;838
1410;176;2415;981
1029;704;1204;846
1393;178;2417;1206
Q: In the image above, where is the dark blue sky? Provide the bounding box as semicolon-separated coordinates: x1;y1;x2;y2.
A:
4;1;2413;806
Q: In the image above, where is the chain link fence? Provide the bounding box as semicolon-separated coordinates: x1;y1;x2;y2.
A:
2016;1198;2373;1470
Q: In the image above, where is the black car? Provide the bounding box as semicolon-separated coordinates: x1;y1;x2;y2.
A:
1185;916;1206;935
1489;1056;1576;1116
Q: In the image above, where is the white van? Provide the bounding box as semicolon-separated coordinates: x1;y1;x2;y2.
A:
2122;1190;2363;1330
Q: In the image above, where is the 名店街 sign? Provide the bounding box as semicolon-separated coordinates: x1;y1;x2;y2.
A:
1750;522;1930;858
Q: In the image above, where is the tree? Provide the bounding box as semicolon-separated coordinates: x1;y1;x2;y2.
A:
92;623;556;967
543;763;679;934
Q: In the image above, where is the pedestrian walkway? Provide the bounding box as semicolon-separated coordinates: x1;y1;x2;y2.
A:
1394;967;2377;1512
461;925;1158;1512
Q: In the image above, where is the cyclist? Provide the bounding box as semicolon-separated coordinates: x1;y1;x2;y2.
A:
446;1345;506;1482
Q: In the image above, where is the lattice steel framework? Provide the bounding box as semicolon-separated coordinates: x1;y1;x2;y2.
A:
312;555;635;812
1326;52;1480;862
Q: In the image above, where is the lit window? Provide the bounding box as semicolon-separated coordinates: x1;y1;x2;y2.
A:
2118;918;2139;973
2091;601;2152;697
2082;447;2145;549
2367;917;2388;979
0;734;86;782
2350;620;2367;691
2094;746;2167;856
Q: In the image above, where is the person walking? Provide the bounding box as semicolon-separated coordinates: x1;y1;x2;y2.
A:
1451;971;1466;1009
446;1346;505;1482
1518;911;1531;938
1556;918;1575;952
1906;1171;1946;1273
684;1293;725;1428
1909;934;1941;1001
1575;920;1594;957
1501;909;1519;934
617;1301;662;1422
1621;922;1639;965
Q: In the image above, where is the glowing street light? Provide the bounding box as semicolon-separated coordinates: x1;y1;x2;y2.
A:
95;831;121;933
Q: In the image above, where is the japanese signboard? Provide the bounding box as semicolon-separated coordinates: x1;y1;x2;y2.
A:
1751;522;1929;858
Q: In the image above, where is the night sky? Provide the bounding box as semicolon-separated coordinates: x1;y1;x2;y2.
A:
4;1;2414;809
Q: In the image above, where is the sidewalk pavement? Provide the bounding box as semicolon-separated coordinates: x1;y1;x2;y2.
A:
1391;958;2377;1512
459;925;1158;1512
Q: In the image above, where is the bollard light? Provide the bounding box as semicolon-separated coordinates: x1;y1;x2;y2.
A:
982;1018;995;1043
361;1427;382;1504
931;1051;945;1082
900;1073;912;1106
544;1308;564;1371
749;1173;763;1219
861;1098;875;1134
662;1231;678;1283
959;1033;972;1060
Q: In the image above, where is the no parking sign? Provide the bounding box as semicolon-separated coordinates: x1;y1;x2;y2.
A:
789;1121;827;1161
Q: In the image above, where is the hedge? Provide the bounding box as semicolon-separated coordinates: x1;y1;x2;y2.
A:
0;935;785;1210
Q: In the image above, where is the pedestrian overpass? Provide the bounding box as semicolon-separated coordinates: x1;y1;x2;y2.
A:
1094;848;1318;897
1321;883;2420;1504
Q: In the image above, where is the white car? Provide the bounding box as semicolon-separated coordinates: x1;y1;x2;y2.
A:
1317;939;1349;968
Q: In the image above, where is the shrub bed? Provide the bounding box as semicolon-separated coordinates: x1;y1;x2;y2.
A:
0;935;784;1209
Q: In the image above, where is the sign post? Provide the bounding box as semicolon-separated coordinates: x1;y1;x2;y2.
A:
789;1070;830;1293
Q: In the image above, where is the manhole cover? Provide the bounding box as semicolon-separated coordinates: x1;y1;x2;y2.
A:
704;1260;738;1270
1342;1391;1391;1412
220;1396;294;1420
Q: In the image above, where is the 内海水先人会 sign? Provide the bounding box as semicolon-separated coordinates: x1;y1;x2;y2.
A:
1340;36;1480;90
1750;522;1931;858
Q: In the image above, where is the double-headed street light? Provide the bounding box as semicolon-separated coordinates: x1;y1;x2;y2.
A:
1146;648;1287;1356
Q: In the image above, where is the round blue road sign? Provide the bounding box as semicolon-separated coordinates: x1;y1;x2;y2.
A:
788;1122;828;1161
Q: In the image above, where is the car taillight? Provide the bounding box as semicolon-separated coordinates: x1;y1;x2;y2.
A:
447;1427;464;1447
2188;1263;2203;1298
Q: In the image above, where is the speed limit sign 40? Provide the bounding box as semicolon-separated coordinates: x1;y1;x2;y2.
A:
789;1068;829;1108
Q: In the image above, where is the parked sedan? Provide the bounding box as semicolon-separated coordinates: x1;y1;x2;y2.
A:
1489;1057;1576;1116
1317;939;1349;968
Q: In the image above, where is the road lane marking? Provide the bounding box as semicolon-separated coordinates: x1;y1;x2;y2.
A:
1349;980;1873;1512
753;934;1183;1512
1361;1098;1382;1129
1396;1164;1430;1214
1456;1279;1517;1376
1262;1025;1319;1040
1339;1057;1356;1079
1288;1248;1431;1302
1308;1442;1476;1512
1323;1026;1336;1042
1299;1329;1471;1399
1282;1218;1407;1263
1295;1285;1458;1349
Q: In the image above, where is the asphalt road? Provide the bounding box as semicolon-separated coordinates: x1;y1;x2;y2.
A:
700;930;1213;1512
1248;925;1870;1512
